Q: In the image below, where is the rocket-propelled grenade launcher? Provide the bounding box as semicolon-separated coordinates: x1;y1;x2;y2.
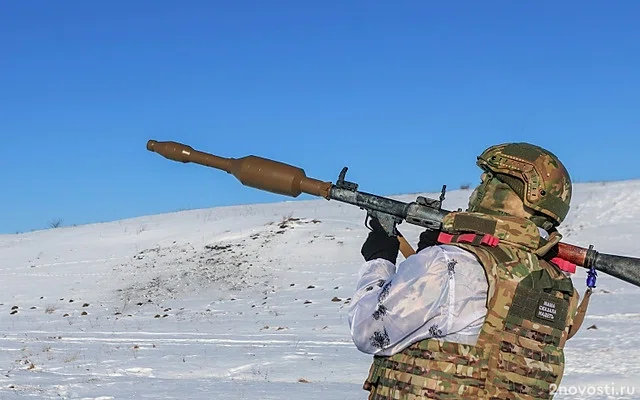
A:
146;139;640;289
146;140;334;199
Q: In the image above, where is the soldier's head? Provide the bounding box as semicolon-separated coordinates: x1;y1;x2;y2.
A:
467;142;572;230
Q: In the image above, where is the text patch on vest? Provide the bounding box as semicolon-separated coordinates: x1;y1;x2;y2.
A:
536;298;559;322
509;286;569;331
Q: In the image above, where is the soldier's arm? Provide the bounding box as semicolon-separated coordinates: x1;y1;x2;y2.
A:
347;246;455;355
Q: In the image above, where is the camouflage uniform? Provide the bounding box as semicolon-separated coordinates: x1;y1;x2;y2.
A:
358;143;581;399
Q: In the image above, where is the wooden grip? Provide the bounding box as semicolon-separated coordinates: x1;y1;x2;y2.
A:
398;234;416;258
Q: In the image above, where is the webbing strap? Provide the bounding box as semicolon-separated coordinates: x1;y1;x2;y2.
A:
568;288;592;339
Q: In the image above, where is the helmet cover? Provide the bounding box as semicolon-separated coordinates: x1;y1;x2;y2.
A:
474;143;572;226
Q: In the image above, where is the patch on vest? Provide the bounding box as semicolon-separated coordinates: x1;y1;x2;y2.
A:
509;286;569;331
536;298;558;322
452;213;498;234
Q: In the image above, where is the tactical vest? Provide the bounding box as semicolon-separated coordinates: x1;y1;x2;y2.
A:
363;212;581;400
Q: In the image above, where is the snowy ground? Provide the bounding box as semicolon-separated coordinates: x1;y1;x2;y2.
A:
1;181;639;399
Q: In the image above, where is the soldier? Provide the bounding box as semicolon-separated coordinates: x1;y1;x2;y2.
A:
348;142;582;399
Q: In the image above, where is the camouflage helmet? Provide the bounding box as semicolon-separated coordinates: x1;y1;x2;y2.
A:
475;143;572;226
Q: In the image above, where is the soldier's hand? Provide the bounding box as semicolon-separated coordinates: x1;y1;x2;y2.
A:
417;229;440;252
361;217;400;263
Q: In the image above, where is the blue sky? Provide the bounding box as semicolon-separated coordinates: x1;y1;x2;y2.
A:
1;1;639;234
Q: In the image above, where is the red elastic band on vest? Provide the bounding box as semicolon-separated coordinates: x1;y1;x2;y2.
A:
436;232;500;247
480;234;500;247
437;232;454;244
551;257;576;274
457;233;477;243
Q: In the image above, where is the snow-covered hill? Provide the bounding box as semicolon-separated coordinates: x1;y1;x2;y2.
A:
1;181;639;399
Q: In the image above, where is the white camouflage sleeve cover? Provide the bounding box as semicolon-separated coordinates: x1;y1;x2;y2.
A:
348;244;489;356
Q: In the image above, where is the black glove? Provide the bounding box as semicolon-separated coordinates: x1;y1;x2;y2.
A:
361;216;400;263
417;229;440;252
